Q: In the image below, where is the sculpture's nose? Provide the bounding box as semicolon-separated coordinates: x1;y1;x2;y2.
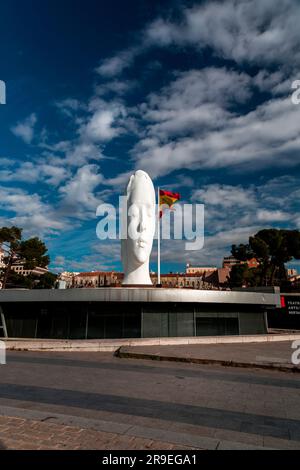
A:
138;208;147;233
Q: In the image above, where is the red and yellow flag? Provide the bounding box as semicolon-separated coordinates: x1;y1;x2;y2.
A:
159;189;180;217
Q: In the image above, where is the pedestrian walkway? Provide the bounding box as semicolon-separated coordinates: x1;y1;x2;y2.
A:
118;340;300;372
0;414;195;450
0;351;299;449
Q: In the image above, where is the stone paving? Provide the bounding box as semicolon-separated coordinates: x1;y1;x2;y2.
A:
0;415;193;450
0;350;299;449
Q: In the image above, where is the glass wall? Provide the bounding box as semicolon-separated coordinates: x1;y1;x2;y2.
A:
142;304;195;337
1;302;141;339
0;301;267;338
195;310;239;336
196;317;239;336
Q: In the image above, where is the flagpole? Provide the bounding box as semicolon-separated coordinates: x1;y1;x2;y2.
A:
157;186;161;285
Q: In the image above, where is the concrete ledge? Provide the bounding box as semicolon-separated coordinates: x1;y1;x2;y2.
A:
2;333;300;351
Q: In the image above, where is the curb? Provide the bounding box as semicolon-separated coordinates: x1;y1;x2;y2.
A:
116;348;300;373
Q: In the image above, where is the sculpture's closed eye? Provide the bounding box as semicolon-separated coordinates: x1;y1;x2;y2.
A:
130;211;139;220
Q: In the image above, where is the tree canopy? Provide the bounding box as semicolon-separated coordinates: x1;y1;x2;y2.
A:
230;229;300;287
0;226;50;289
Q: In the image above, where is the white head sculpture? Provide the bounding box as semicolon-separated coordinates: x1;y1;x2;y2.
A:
121;170;156;285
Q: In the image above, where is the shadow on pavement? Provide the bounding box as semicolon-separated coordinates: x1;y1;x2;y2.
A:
0;382;299;441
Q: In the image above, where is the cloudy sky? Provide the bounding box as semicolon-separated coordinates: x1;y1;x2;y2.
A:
1;0;300;273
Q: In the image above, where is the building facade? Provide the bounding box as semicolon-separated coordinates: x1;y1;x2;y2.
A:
186;263;217;275
73;271;123;288
0;288;280;339
222;256;259;270
10;263;48;277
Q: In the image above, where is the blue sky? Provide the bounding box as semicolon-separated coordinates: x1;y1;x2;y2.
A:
0;0;300;274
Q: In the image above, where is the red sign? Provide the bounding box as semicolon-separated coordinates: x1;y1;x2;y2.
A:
280;296;286;308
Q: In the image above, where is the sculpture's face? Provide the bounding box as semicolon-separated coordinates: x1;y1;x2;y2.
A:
127;177;155;265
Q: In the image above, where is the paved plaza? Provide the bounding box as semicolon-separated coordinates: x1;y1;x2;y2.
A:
0;349;299;449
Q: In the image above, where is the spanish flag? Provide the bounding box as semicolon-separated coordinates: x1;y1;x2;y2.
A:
159;189;181;217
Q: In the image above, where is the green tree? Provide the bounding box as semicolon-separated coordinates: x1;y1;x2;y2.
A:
228;264;249;288
34;272;57;289
231;229;300;287
0;226;50;289
4;271;33;289
228;264;260;288
0;226;22;288
231;243;253;261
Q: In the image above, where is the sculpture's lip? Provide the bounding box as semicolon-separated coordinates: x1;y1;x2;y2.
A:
136;238;147;247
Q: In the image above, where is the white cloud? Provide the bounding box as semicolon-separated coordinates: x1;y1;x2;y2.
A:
104;170;133;188
0;161;69;186
139;67;253;142
96;47;139;77
11;113;37;144
96;1;300;84
0;157;14;166
36;86;129;175
43;97;127;170
87;1;300;182
59;240;121;272
0;162;39;183
39;164;70;186
256;209;290;222
95;79;136;96
133;85;300;177
0;186;66;236
192;184;256;208
83;108;122;142
55;98;86;117
59;164;104;218
156;225;262;268
65;142;103;166
145;0;300;70
53;255;65;266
